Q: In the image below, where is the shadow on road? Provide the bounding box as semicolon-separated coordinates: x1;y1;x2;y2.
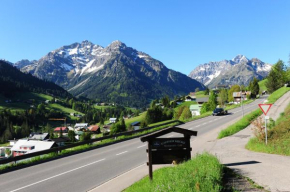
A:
224;160;260;166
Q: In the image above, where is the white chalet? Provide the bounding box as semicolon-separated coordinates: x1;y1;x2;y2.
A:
11;139;56;157
74;123;89;131
109;118;117;123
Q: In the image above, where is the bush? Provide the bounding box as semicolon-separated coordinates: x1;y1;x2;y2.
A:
80;132;91;141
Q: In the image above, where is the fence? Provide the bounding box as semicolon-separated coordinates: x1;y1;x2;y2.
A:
0;120;183;165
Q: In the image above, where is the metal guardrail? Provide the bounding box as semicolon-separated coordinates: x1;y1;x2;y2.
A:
0;120;183;165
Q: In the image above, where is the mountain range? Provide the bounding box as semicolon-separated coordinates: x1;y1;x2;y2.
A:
15;40;205;107
188;55;271;88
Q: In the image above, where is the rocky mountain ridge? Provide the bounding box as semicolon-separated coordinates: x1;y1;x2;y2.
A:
188;55;271;88
16;40;205;107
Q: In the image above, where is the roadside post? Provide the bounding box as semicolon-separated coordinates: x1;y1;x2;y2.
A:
258;104;272;145
140;127;197;180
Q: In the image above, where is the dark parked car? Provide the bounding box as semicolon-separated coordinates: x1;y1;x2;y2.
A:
212;108;228;116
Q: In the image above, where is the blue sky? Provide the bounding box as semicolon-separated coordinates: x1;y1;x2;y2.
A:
0;0;289;74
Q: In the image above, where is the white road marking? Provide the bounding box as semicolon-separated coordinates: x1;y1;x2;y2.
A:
116;151;128;156
196;125;200;127
137;145;146;148
202;123;207;125
10;158;106;192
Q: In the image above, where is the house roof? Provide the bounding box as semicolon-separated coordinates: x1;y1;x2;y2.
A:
131;121;141;126
88;125;100;132
109;118;117;121
233;91;251;97
190;92;196;96
75;131;84;135
11;139;55;154
29;133;49;140
141;127;197;142
54;127;68;131
196;97;209;103
75;123;88;127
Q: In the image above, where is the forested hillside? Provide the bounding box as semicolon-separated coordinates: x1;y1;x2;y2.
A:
0;60;71;98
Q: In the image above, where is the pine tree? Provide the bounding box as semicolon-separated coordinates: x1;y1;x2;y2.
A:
208;91;217;111
218;89;228;106
68;130;76;142
228;85;240;102
249;77;260;97
266;60;286;93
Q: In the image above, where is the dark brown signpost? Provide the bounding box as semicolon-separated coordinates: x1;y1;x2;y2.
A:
140;126;197;180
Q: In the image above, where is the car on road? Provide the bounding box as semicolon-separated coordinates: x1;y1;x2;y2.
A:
212;108;228;116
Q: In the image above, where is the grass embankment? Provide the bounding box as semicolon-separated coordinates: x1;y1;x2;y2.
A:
0;121;181;172
218;87;290;139
218;109;262;139
246;102;290;156
125;153;224;192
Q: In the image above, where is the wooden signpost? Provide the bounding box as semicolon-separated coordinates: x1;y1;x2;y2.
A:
140;127;198;180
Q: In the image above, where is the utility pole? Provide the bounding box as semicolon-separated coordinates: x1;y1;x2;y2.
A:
239;85;244;117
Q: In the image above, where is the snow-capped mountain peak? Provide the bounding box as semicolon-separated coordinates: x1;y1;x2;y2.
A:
232;54;249;63
107;40;127;50
189;55;272;87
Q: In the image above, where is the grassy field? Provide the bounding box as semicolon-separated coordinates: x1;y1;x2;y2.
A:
0;92;53;111
246;102;290;156
0;92;83;121
125;112;146;127
124;153;224;192
0;142;9;147
48;103;83;120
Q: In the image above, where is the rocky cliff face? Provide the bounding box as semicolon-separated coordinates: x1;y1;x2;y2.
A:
188;55;271;88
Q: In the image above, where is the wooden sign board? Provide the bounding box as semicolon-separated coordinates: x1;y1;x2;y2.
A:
152;138;187;149
140;127;198;180
150;138;191;164
152;149;191;164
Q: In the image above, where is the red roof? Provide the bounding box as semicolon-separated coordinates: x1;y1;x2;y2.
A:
54;127;68;131
88;125;99;132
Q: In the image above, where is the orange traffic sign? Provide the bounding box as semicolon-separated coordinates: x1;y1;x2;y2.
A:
258;104;272;115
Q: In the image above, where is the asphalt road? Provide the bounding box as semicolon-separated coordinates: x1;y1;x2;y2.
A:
0;97;266;192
